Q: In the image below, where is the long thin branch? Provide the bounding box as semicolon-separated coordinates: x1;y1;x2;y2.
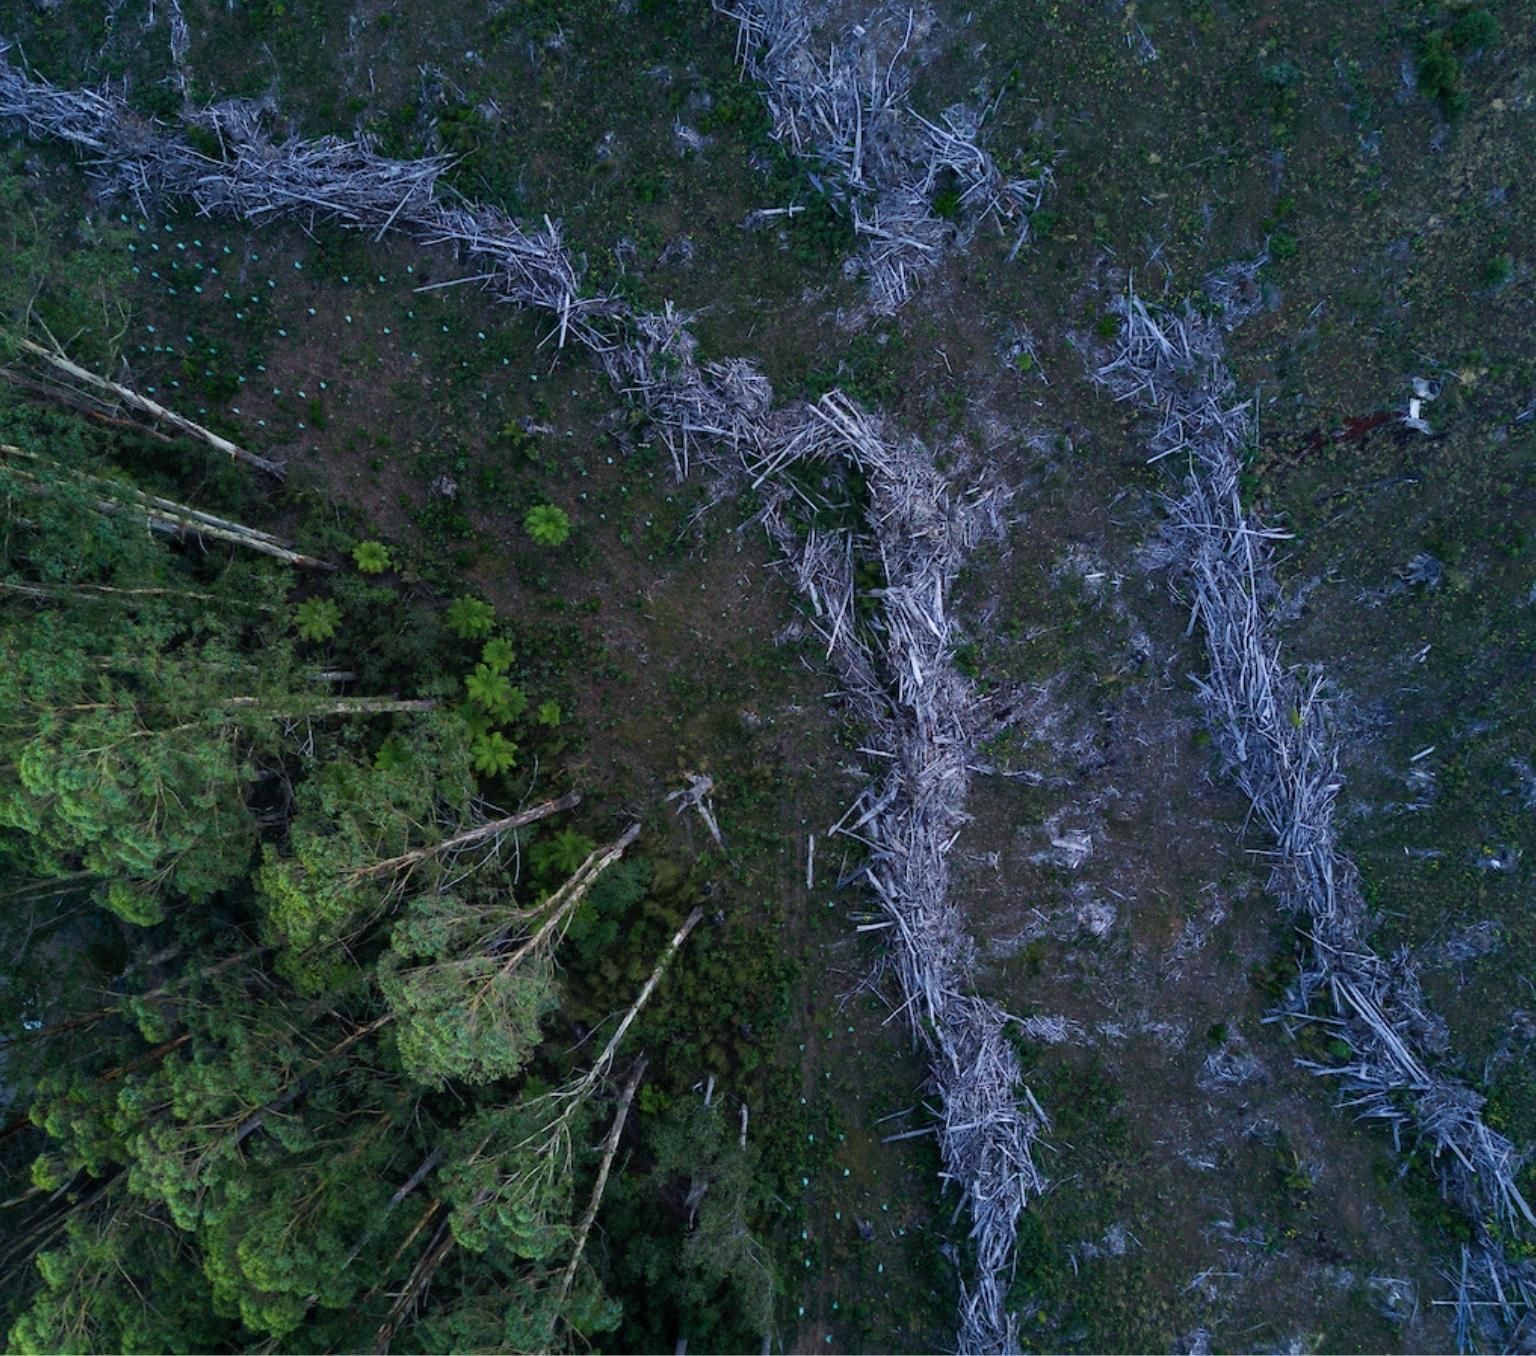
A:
373;1215;457;1354
579;907;703;1094
0;579;272;608
488;821;641;982
556;1054;648;1312
350;791;582;880
219;696;436;716
15;337;285;476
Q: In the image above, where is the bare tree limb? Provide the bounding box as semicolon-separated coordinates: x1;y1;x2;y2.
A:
556;1054;648;1312
15;337;285;476
349;791;583;881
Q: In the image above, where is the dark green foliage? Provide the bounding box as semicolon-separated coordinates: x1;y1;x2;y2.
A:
1447;8;1501;51
932;184;964;221
1417;32;1467;114
1416;9;1500;116
1482;251;1515;287
445;594;497;639
0;167;131;369
530;828;598;885
435;101;527;210
803;324;908;408
564;859;653;965
0;390;735;1352
604;1095;775;1353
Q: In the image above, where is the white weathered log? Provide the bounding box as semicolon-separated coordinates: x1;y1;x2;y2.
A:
16;338;285;476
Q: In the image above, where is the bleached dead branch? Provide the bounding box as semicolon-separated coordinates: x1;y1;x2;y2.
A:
165;0;190;91
14;336;285;476
666;772;726;851
714;0;1049;310
1094;278;1534;1351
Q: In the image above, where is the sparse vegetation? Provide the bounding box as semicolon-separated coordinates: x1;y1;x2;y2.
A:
1416;7;1501;116
525;502;573;546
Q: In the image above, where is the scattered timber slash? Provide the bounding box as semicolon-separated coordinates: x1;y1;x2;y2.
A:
0;48;622;349
1093;272;1535;1352
0;53;1044;1352
715;0;1050;312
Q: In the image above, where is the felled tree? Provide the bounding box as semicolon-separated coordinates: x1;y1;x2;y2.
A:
375;903;702;1352
380;823;640;1086
0;402;423;926
253;713;476;981
0;309;698;1356
380;895;561;1087
194;1085;403;1340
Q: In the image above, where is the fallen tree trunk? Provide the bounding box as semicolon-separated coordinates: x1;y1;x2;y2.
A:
0;443;331;568
15;337;286;476
753;394;1043;1353
556;1054;648;1312
349;791;583;881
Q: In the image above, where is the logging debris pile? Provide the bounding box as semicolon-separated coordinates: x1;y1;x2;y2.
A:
0;52;620;347
753;391;1044;1353
715;0;1050;311
1093;281;1535;1352
0;50;1043;1353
